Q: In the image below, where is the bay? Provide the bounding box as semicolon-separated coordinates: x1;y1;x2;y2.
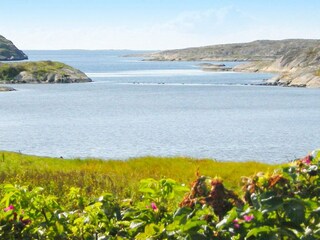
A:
0;50;319;163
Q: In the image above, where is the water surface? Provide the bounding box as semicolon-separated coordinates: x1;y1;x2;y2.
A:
0;50;319;163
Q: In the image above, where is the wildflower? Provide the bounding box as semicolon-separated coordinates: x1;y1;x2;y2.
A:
233;219;240;229
302;155;311;165
4;205;14;212
243;214;254;222
151;202;158;212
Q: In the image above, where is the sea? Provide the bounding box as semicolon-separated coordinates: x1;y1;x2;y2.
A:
0;50;319;163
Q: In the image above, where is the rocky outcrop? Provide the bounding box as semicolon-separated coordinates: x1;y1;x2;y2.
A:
233;46;320;88
198;63;232;72
0;86;16;92
0;35;28;61
147;39;320;88
0;61;92;84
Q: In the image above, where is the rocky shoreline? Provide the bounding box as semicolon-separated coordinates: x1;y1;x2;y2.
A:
198;63;232;72
147;39;320;88
233;61;320;88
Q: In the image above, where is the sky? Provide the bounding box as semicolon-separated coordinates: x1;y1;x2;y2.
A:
1;0;320;50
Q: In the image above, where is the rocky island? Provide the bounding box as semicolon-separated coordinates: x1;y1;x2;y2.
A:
0;35;28;61
0;35;91;90
147;39;320;88
0;61;92;84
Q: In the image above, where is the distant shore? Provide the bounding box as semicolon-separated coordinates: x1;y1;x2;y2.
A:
146;39;320;88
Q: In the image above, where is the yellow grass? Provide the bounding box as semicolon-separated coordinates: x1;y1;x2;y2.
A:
0;151;279;199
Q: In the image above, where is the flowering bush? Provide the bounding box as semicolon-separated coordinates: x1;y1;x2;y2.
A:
0;151;319;239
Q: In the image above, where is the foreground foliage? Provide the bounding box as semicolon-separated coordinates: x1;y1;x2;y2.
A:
0;152;319;239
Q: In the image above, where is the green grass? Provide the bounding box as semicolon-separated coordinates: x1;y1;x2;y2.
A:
0;63;25;80
0;61;72;80
0;151;279;200
316;69;320;76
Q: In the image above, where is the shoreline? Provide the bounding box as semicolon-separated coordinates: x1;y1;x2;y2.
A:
195;60;320;88
0;85;16;92
145;39;320;88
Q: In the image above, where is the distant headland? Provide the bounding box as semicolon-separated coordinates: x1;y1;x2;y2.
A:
146;39;320;88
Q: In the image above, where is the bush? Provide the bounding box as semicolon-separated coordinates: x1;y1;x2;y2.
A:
0;64;25;80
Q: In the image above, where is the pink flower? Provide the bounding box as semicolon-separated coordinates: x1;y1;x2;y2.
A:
4;205;14;212
151;202;158;211
243;214;254;222
302;155;311;165
233;219;240;228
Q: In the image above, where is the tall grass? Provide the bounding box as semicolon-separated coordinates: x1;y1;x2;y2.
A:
0;151;278;201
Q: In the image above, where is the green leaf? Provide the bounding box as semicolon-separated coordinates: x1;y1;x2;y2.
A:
278;228;299;239
260;192;283;211
283;199;306;225
216;207;237;229
182;220;207;232
173;207;192;218
138;188;155;194
55;221;64;234
130;221;145;229
246;226;275;238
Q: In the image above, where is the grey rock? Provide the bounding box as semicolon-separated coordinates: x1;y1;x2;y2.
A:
0;35;28;61
0;86;16;92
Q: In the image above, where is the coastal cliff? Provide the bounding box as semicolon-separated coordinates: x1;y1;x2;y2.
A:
0;35;28;61
147;39;320;88
0;61;92;84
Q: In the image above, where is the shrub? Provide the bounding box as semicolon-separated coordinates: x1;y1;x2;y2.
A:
0;151;319;239
0;64;25;80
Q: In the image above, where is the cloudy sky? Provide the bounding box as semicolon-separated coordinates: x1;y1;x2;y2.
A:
1;0;320;50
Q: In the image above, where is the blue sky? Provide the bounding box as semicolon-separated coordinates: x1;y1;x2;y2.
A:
1;0;320;50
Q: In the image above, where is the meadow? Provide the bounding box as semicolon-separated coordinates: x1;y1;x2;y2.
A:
0;151;277;200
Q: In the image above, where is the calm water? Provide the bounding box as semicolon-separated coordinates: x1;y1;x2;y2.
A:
0;50;319;163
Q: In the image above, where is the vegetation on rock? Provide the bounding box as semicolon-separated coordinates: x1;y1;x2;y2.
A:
0;61;92;83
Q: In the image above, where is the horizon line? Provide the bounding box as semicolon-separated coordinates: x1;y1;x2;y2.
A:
20;37;320;52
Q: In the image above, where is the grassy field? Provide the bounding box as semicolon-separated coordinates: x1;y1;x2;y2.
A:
0;151;279;200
